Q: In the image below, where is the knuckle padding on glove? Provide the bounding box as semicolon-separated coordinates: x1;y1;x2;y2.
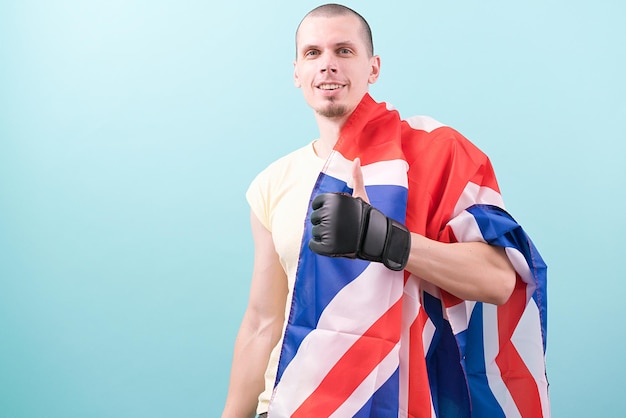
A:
308;192;411;271
309;193;363;257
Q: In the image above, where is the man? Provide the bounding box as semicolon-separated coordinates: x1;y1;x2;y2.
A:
223;4;548;418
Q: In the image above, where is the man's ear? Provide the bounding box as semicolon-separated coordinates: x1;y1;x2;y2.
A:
293;61;301;88
368;55;381;84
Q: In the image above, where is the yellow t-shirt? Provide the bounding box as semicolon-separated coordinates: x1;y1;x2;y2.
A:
245;141;326;414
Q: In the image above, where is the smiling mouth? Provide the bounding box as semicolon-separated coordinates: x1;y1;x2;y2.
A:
317;83;344;90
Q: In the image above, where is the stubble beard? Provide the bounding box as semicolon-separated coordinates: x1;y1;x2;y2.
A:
315;99;349;119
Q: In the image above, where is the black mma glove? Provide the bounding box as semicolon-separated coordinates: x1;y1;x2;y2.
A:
308;192;411;271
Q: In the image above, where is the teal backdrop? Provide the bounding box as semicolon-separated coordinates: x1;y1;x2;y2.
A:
1;0;624;416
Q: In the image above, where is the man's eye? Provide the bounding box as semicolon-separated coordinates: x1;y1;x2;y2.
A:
339;48;351;54
305;50;319;57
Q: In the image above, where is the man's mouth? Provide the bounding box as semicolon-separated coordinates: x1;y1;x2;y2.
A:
317;83;344;90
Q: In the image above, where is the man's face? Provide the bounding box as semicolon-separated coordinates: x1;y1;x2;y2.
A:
294;14;380;120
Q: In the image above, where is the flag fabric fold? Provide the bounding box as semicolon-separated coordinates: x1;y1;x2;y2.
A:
268;94;549;417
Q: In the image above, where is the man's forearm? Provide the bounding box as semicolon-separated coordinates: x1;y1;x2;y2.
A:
405;233;516;305
222;313;282;418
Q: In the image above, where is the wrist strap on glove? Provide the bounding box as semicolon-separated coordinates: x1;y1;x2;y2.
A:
358;203;411;271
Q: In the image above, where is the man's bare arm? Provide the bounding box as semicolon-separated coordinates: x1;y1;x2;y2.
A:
222;212;288;418
405;235;515;305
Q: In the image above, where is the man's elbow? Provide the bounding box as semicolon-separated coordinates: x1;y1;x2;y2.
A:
484;246;517;306
488;270;516;306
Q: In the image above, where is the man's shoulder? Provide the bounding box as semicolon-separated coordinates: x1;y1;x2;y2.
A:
402;116;485;157
250;141;319;186
401;115;465;143
402;115;447;133
270;141;316;167
256;141;315;177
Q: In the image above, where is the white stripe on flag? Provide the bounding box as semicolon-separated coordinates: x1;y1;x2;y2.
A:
482;304;521;418
505;247;536;292
399;275;421;417
404;115;445;133
511;297;550;418
324;151;409;188
422;319;436;367
422;318;437;418
452;182;504;218
270;263;404;416
447;209;487;243
330;343;401;418
445;299;476;336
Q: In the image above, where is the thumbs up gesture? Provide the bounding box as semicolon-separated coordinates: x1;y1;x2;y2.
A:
308;158;411;271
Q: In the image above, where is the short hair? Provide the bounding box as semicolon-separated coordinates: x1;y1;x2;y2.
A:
295;3;374;57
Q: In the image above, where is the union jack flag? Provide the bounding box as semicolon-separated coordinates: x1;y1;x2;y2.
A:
268;94;549;417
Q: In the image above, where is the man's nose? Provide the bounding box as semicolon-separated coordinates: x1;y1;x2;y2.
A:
319;55;337;73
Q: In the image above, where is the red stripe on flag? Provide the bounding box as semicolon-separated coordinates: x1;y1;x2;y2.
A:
496;277;543;417
407;307;432;416
292;299;403;417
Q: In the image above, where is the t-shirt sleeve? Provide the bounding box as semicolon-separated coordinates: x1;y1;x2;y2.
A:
245;142;320;235
246;171;271;231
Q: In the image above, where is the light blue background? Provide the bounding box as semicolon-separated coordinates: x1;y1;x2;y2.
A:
1;0;624;417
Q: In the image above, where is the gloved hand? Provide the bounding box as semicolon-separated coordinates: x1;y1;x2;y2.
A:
308;192;411;271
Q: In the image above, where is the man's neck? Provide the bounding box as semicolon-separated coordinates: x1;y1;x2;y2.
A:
313;112;351;159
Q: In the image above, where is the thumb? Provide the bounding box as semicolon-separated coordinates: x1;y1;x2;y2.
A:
350;158;370;203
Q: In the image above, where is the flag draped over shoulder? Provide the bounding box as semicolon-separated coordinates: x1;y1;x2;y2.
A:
267;94;549;418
